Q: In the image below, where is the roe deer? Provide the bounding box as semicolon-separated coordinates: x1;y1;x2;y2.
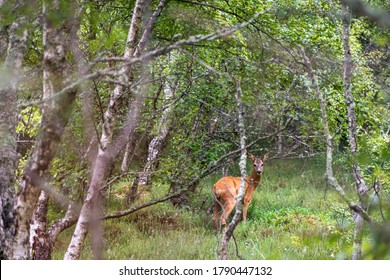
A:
213;152;269;231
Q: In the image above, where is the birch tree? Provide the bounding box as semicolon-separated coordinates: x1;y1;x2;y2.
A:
0;0;82;259
301;33;373;259
128;72;176;203
220;78;247;260
0;0;29;260
64;0;153;260
341;2;370;259
121;0;169;174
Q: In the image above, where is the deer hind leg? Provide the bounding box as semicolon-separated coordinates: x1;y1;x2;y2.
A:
213;199;222;232
220;201;236;228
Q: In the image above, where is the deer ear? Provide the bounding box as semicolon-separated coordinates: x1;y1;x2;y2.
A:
247;152;255;162
262;152;269;162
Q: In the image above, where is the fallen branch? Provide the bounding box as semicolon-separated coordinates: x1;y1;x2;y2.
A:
104;191;181;220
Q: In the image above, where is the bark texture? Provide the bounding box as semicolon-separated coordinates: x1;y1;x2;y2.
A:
121;0;168;174
10;1;79;259
128;80;175;203
341;3;369;260
220;78;246;260
302;18;372;258
64;0;151;260
0;13;28;260
29;191;51;260
141;82;174;185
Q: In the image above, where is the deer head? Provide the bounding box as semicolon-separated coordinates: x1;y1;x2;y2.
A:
247;152;269;175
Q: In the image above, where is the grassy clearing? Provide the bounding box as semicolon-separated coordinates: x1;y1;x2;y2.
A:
52;157;382;259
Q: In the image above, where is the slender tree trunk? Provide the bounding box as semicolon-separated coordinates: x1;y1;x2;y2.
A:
302;33;372;259
64;0;150;260
220;78;246;260
0;10;28;260
301;48;335;186
138;84;173;186
121;142;133;174
121;0;168;174
341;2;369;260
27;2;84;260
10;1;79;259
128;78;175;203
276;101;286;155
302;49;372;223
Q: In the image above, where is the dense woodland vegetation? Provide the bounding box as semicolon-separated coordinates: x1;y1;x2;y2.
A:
0;0;389;260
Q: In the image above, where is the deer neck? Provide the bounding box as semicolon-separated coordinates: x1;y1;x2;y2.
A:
245;169;261;191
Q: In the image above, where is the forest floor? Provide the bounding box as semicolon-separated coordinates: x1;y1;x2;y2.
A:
52;157;381;260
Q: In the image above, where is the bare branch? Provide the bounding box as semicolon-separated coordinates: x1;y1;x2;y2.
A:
96;10;268;64
18;9;267;113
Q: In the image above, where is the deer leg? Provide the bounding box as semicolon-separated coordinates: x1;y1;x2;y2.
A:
213;200;222;232
242;198;251;223
221;201;236;227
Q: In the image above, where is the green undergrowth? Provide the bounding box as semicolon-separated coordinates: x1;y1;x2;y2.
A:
52;157;384;260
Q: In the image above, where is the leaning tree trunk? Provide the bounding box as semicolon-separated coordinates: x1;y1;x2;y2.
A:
64;0;150;260
220;78;247;260
301;40;372;260
128;78;175;203
0;10;28;260
301;47;339;194
10;1;79;260
341;3;369;260
121;0;169;174
29;3;85;260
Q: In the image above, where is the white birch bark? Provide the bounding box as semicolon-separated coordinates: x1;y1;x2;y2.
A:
28;2;87;260
220;78;247;260
29;191;51;259
10;1;79;259
64;0;150;260
0;7;28;260
301;41;372;260
341;3;369;260
121;0;168;174
138;80;175;187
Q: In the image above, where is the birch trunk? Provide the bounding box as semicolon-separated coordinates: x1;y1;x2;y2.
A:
139;83;173;186
121;0;168;174
128;78;175;203
302;36;372;259
10;1;79;259
341;3;369;260
64;0;150;260
220;78;247;260
29;191;51;259
0;11;28;260
301;48;336;189
29;2;86;259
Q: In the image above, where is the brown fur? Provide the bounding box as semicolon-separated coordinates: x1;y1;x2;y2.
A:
213;152;268;231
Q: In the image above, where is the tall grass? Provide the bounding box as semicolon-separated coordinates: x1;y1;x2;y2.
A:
52;157;380;259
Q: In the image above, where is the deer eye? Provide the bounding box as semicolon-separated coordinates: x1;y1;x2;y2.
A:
254;164;257;167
